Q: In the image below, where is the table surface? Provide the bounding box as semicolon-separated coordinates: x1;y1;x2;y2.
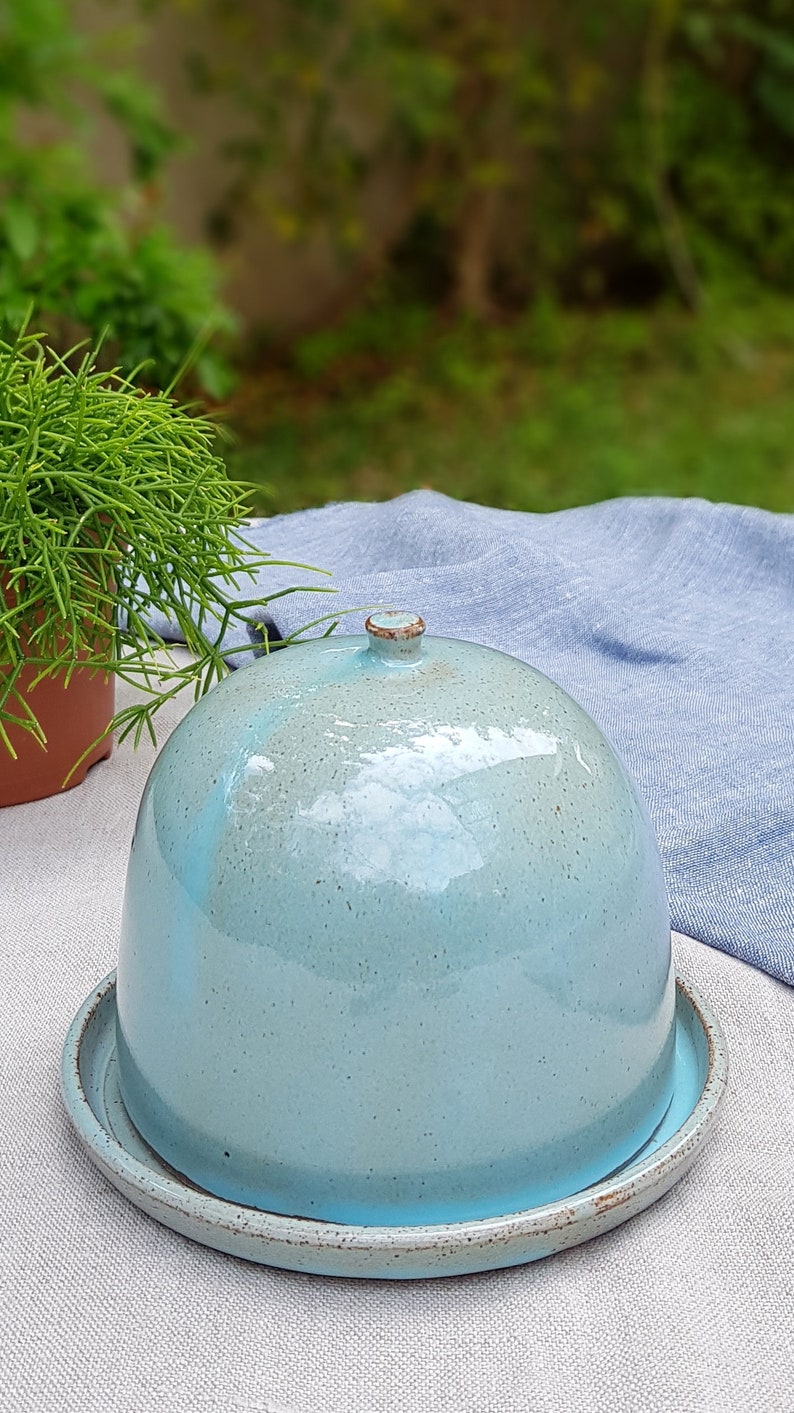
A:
2;663;792;1413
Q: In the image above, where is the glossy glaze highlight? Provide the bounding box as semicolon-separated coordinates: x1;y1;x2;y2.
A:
116;620;676;1226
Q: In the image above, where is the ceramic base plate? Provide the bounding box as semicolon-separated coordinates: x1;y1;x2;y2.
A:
61;973;727;1280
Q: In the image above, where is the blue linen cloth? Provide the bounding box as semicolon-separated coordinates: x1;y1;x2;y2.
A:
147;491;794;983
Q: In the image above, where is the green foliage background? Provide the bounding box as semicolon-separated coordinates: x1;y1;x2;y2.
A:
0;0;233;395
3;0;794;510
187;0;794;315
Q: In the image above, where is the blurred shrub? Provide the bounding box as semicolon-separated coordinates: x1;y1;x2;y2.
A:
173;0;794;321
0;0;234;393
7;0;794;378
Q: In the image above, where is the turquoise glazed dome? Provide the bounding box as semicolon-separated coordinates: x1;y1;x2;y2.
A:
116;612;676;1227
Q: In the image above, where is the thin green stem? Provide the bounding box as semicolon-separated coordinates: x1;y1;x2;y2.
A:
0;329;334;758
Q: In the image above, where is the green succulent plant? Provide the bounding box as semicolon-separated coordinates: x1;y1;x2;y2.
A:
0;329;331;767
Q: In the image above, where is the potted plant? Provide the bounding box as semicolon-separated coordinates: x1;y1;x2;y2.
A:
0;329;326;807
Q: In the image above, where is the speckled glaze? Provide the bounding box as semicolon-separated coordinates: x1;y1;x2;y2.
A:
62;973;727;1279
116;612;676;1227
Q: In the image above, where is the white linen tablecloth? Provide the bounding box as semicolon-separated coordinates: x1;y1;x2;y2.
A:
2;663;792;1412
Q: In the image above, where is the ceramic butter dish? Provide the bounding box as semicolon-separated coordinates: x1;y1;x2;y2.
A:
63;612;726;1278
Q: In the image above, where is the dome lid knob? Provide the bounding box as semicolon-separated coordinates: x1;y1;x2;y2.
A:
365;610;426;662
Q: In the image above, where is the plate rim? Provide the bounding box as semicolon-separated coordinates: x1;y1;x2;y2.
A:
61;971;728;1277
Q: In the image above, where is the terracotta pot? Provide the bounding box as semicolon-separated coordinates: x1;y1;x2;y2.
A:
0;659;114;807
1;574;115;807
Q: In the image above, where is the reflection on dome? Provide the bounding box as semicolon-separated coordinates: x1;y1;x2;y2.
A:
293;722;560;893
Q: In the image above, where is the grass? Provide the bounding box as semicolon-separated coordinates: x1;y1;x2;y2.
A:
223;291;794;516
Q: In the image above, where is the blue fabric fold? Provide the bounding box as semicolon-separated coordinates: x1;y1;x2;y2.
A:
146;490;794;983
